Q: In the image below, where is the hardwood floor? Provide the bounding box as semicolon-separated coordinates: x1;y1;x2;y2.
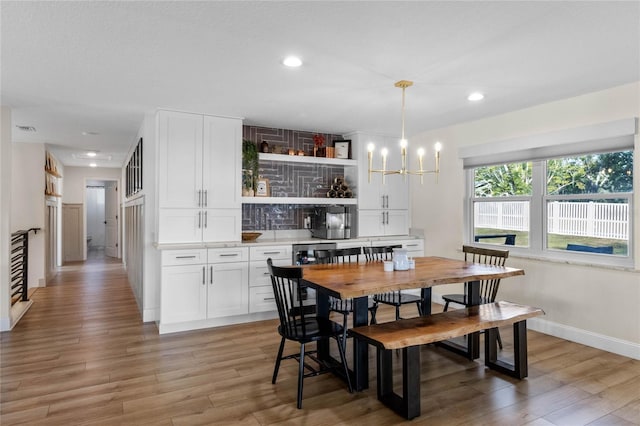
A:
1;257;639;425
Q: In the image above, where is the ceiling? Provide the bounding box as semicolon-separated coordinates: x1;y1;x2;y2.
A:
2;1;639;168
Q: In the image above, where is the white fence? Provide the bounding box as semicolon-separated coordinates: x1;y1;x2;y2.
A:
475;201;629;240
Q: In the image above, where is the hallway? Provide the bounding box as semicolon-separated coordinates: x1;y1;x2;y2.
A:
1;259;639;425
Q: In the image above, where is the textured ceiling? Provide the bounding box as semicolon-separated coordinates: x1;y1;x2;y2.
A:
2;1;639;168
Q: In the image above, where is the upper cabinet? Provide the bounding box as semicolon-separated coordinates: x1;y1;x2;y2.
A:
157;110;242;243
345;132;409;237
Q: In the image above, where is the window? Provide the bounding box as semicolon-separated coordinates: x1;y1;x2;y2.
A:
468;149;633;265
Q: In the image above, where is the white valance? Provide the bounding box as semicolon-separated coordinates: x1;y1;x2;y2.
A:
459;118;637;169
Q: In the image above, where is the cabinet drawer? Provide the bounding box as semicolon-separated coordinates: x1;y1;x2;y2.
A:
249;286;277;313
162;249;207;266
208;247;248;263
249;259;291;287
249;245;292;262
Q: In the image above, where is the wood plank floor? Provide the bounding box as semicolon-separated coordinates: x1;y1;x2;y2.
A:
1;255;639;425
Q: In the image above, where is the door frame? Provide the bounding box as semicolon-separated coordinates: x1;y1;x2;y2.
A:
83;178;121;260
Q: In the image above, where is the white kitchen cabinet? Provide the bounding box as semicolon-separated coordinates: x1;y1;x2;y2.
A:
358;209;409;237
157;110;242;243
344;132;409;237
160;247;249;326
248;244;292;313
161;261;207;324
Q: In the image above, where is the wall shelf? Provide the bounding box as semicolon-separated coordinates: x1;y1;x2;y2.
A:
259;153;357;167
242;196;357;205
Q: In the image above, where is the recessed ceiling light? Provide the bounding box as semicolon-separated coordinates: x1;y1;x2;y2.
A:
82;131;99;136
86;151;97;157
283;56;302;67
468;92;484;101
89;163;97;168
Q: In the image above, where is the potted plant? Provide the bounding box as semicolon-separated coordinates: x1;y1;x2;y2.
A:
242;139;259;196
313;134;326;157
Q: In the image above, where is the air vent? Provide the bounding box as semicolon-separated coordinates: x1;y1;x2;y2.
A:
16;125;36;132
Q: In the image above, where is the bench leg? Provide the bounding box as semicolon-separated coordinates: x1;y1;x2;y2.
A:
485;320;528;379
376;346;421;420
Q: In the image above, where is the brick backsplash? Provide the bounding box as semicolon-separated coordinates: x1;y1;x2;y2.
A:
242;125;352;230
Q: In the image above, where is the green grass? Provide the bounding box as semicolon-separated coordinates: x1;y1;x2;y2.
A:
474;228;628;255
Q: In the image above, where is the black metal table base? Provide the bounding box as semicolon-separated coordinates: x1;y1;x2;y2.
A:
374;319;531;420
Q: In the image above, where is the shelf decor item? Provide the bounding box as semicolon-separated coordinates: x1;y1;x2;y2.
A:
241;232;262;241
334;140;351;159
313;134;326;157
242;139;259;194
256;177;270;197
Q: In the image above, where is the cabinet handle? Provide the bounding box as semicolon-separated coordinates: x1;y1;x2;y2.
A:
175;255;196;259
381;212;385;226
198;212;201;228
204;211;208;228
210;266;213;284
204;190;208;207
381;195;385;209
385;211;389;225
263;272;270;276
202;266;205;285
219;253;239;257
263;251;281;255
198;190;202;207
406;244;418;247
263;297;275;301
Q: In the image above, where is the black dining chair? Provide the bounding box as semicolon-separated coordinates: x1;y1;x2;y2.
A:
315;248;378;339
267;258;353;409
442;245;510;348
368;245;423;321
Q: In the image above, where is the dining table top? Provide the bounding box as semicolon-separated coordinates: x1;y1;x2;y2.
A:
301;256;525;300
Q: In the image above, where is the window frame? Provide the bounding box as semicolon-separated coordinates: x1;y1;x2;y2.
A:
466;155;634;268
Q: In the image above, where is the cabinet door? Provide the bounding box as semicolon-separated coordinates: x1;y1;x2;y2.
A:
207;262;249;318
358;210;385;237
202;209;241;242
381;135;409;210
158;111;203;209
385;210;409;236
202;116;242;209
161;264;207;324
353;133;383;210
158;209;202;243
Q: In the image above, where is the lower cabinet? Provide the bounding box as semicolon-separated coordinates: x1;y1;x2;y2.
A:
160;247;249;326
248;244;292;313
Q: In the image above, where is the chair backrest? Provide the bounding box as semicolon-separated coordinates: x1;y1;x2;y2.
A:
462;245;509;302
314;249;335;264
267;258;310;335
334;247;361;263
363;245;401;262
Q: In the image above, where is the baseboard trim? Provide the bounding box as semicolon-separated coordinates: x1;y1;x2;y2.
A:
0;315;10;331
431;294;639;360
143;308;158;323
527;317;640;360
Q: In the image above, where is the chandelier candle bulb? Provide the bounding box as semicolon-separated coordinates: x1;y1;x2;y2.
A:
381;147;388;184
367;143;375;183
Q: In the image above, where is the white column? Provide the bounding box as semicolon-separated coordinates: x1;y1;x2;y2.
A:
0;106;13;330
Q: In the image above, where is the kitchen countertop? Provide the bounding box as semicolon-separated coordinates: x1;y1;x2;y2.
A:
154;235;423;250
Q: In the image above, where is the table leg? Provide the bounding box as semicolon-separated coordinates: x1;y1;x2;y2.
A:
436;280;480;359
420;287;432;316
316;290;330;360
352;296;369;391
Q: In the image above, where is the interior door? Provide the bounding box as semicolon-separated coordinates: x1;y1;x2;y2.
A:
105;183;118;258
62;203;83;262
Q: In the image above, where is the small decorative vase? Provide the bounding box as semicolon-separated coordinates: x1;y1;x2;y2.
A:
260;141;269;153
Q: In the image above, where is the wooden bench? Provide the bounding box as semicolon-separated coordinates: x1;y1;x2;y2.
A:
349;301;544;420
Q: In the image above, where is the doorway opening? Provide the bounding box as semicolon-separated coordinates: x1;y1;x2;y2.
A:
85;179;120;263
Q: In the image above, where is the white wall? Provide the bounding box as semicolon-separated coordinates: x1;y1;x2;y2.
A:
410;82;640;358
11;143;46;289
0;107;12;330
62;167;121;204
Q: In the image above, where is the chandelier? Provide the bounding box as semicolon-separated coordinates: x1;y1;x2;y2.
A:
368;80;441;184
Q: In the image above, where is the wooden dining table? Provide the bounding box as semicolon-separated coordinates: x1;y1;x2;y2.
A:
301;256;525;391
